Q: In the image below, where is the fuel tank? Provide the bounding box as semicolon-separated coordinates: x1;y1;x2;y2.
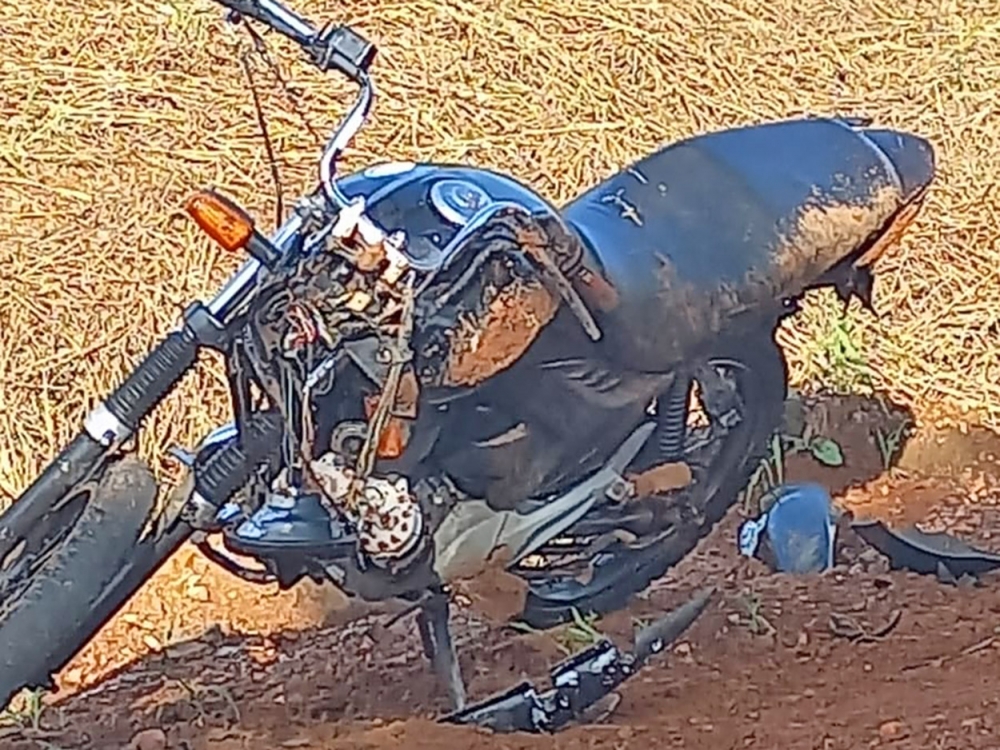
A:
336;161;561;272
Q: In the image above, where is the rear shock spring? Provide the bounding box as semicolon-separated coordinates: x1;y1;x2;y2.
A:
656;374;691;462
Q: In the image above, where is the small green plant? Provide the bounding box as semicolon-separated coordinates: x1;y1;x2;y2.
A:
786;431;844;468
554;607;604;654
0;688;47;731
873;421;908;470
815;305;875;395
734;589;775;636
742;425;844;514
508;607;606;656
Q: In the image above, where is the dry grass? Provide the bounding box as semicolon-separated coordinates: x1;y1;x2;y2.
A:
1;0;999;507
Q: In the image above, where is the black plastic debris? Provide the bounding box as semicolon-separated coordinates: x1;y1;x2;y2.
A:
441;588;713;733
851;519;1000;581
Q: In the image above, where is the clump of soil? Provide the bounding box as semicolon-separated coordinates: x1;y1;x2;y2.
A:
444;280;559;386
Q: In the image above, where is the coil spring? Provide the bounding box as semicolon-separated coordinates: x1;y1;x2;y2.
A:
656;374;691;462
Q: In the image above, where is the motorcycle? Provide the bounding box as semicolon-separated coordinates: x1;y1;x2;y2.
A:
0;0;936;732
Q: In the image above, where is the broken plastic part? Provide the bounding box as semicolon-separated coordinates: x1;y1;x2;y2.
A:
851;519;1000;579
442;588;712;733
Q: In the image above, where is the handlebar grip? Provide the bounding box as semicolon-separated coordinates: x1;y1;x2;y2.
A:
0;329;197;554
215;0;375;81
194;410;283;506
105;328;200;431
0;329;199;547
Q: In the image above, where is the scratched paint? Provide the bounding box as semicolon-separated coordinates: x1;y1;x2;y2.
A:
601;187;644;227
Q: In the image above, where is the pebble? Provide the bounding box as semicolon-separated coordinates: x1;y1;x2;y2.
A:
878;720;907;742
129;728;167;750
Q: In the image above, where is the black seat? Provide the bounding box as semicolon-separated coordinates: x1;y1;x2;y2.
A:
558;117;911;371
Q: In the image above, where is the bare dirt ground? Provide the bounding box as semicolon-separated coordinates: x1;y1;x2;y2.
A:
6;394;1000;749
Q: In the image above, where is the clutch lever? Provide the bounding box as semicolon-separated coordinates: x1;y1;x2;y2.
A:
216;0;377;82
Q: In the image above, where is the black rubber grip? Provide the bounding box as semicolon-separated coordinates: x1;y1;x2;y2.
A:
195;411;283;506
105;329;199;429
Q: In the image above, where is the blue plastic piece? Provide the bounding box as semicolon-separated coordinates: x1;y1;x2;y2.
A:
738;482;837;574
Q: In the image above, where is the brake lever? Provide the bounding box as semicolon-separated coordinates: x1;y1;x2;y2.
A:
218;0;314;45
218;0;376;83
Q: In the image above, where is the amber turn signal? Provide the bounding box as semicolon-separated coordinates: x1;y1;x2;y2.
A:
185;189;255;252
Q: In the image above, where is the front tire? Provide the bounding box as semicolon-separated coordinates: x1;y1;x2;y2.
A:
0;456;158;710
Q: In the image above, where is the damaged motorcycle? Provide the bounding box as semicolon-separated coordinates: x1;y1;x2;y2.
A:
0;0;937;731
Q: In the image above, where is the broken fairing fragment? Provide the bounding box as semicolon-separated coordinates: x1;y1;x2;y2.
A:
443;589;712;733
331;195;384;245
382;230;410;284
328;195;413;284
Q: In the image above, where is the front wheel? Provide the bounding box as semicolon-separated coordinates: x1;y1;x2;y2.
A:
516;336;789;628
0;456;159;710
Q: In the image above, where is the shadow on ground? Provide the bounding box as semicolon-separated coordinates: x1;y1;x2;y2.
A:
9;390;1000;749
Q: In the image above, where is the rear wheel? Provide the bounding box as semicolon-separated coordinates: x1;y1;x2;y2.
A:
516;337;788;628
0;456;158;710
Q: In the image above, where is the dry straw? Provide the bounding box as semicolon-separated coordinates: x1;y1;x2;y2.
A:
1;0;998;506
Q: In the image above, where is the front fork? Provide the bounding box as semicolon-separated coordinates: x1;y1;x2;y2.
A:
0;210;308;559
0;312;204;558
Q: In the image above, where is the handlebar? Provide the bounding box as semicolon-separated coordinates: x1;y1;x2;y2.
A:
216;0;315;46
0;0;381;541
213;0;377;213
215;0;376;83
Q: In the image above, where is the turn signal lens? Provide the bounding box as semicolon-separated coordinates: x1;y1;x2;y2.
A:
185;189;254;252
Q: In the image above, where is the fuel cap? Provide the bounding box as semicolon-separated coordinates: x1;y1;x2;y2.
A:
429;178;492;226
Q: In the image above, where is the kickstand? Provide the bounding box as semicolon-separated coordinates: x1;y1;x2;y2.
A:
416;590;467;712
